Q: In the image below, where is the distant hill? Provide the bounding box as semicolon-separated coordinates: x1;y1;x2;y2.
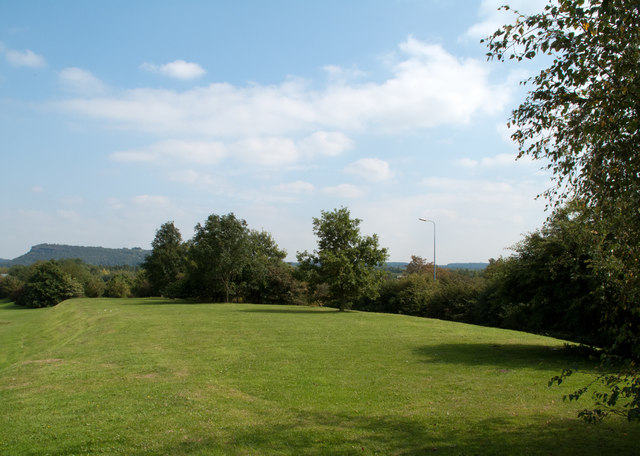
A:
445;263;488;270
0;247;488;271
2;244;151;267
383;262;489;272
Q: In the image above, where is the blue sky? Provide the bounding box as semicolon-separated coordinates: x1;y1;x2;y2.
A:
1;0;552;263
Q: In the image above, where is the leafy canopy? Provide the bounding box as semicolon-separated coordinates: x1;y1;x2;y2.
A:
297;207;388;311
143;221;186;296
188;213;251;302
16;260;82;308
485;0;640;422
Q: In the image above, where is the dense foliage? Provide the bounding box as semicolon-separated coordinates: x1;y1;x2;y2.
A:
15;261;83;308
480;204;605;347
187;213;252;302
485;0;640;421
355;257;484;323
297;207;389;311
0;259;147;307
142;221;186;296
139;212;305;305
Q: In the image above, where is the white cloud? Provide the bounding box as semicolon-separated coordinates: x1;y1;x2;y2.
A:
61;196;84;205
56;209;82;221
168;169;235;195
110;131;351;168
464;0;551;40
323;64;365;84
316;37;508;132
273;181;314;194
480;153;518;167
59;67;105;94
31;186;44;193
496;121;517;146
420;176;515;199
107;197;124;210
58;37;509;137
456;153;517;168
111;140;227;165
457;158;479;168
5;48;46;68
232;137;298;166
323;183;365;199
456;152;539;169
169;169;208;186
132;194;170;207
345;158;395;182
298;131;353;158
58;81;313;137
141;60;206;80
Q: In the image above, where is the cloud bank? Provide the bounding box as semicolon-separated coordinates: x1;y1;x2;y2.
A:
59;37;510;140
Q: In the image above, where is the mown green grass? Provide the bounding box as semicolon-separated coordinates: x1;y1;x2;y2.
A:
0;298;638;455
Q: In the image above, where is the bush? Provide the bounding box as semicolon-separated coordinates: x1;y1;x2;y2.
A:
83;277;105;298
475;207;608;348
426;275;483;322
0;274;24;301
104;274;132;298
356;268;482;323
16;261;83;308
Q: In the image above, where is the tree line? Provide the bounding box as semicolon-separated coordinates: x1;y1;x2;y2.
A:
0;208;388;311
0;261;147;307
0;203;615;356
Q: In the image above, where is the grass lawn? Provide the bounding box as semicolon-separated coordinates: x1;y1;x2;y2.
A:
0;298;638;455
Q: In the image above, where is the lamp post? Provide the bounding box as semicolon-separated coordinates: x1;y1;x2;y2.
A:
418;218;436;281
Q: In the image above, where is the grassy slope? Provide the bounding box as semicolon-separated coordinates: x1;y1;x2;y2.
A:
0;298;638;455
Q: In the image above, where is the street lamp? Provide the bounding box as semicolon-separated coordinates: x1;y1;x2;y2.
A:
418;218;436;281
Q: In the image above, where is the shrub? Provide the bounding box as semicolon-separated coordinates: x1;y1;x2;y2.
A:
104;274;132;298
0;274;24;301
17;261;83;308
83;277;105;298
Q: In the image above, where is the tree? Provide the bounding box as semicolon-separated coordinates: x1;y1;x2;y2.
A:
188;213;251;302
17;261;83;308
485;0;640;421
297;207;388;311
0;274;24;301
143;221;186;296
104;273;132;298
479;203;605;345
404;255;434;277
241;229;293;304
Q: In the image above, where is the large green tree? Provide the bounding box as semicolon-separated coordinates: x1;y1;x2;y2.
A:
188;213;251;302
486;0;640;421
143;221;186;296
297;207;388;311
241;229;293;304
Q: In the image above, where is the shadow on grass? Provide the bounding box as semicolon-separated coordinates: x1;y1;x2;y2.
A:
414;343;597;371
143;410;636;456
0;301;28;311
239;307;341;315
122;299;341;315
122;298;213;306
